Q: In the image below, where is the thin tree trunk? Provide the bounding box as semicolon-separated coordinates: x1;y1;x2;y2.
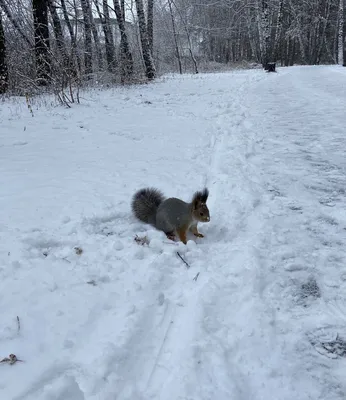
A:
80;0;93;74
33;0;51;82
60;0;80;73
88;2;103;70
112;0;133;81
120;0;125;18
135;0;156;79
94;0;116;72
171;0;198;73
246;7;257;60
0;10;8;93
102;0;117;72
315;0;331;64
47;0;66;59
288;0;306;63
272;0;283;61
185;31;198;73
147;0;154;55
168;0;182;74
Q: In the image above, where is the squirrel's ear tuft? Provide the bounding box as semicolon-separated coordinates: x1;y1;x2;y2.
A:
192;188;209;207
200;188;209;203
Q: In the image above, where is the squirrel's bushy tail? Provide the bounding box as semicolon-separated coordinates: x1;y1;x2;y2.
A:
131;187;165;226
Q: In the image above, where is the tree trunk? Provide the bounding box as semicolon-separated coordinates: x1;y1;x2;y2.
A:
135;0;156;79
344;0;346;66
80;0;93;74
112;0;133;81
246;7;257;61
0;10;8;93
33;0;51;83
47;0;66;60
260;0;271;68
168;0;182;74
338;0;344;65
272;0;283;62
147;0;154;55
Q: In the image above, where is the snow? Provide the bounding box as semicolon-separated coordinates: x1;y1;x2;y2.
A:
1;65;346;400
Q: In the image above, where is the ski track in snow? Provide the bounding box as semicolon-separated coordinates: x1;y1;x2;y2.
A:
1;66;346;399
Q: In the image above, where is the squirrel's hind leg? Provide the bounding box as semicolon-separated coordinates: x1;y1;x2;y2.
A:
190;223;204;238
176;227;188;244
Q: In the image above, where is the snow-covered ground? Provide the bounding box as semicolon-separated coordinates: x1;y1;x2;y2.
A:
1;65;346;400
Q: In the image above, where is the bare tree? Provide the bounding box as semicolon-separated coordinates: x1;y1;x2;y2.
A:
112;0;134;81
147;0;154;54
88;1;103;70
344;0;346;66
168;0;182;73
60;0;81;73
48;0;66;60
93;0;117;72
33;0;51;82
135;0;156;79
272;0;284;62
338;0;344;65
80;0;93;74
171;0;198;73
0;9;8;93
259;0;271;68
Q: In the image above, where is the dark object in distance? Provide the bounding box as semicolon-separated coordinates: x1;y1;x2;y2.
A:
265;62;276;72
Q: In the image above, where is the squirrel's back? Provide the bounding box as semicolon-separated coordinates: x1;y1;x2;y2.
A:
155;198;191;233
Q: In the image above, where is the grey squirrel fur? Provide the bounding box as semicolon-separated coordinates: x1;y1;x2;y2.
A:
131;187;210;244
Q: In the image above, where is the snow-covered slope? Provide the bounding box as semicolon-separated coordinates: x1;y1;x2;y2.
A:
1;65;346;400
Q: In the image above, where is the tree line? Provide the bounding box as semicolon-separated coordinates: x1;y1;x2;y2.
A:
0;0;345;95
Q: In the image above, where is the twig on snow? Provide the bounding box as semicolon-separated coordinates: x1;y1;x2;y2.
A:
0;354;24;365
134;235;150;246
176;251;190;269
16;316;20;334
193;272;200;281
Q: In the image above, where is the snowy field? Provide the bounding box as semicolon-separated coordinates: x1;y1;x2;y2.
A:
1;65;346;400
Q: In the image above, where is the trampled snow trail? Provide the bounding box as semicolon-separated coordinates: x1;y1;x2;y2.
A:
1;66;346;400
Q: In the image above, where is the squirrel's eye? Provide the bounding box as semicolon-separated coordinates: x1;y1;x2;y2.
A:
200;212;204;216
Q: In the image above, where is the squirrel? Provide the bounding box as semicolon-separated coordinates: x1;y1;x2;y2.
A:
131;187;210;244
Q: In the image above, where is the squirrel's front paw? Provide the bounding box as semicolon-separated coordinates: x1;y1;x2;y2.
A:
194;233;204;238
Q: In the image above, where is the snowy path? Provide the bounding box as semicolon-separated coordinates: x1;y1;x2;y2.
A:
1;66;346;399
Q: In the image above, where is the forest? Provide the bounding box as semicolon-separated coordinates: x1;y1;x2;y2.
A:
0;0;345;97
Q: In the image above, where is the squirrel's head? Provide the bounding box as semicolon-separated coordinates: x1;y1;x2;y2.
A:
192;188;210;223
